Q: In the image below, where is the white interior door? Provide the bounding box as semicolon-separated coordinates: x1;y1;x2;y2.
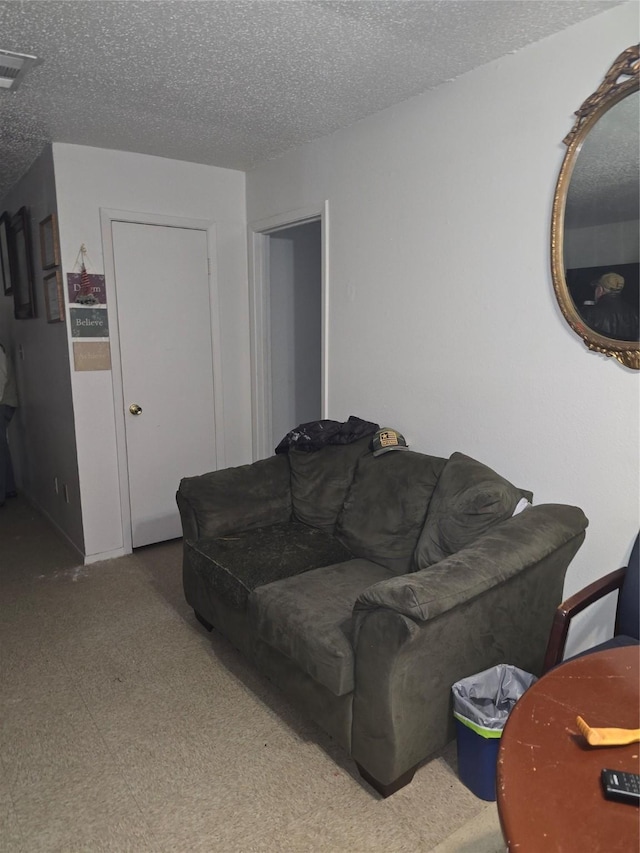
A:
112;220;216;547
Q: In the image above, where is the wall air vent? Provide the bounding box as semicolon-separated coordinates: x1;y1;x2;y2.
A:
0;49;41;91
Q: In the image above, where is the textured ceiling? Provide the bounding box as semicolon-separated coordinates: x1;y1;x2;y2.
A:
0;0;625;200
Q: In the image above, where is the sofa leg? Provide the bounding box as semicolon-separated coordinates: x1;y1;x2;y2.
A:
194;610;213;632
355;763;417;797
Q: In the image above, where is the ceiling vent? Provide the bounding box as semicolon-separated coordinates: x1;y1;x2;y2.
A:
0;49;41;91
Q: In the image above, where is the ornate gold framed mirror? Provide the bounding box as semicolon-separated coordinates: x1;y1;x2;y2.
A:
551;45;639;369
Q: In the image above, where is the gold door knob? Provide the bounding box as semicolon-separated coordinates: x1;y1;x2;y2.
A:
129;403;142;415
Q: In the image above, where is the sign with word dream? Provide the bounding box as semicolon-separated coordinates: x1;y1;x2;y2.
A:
67;272;107;304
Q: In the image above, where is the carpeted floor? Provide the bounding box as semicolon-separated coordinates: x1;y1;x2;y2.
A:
0;496;505;852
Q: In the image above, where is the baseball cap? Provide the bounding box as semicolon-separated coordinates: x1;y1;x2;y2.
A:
372;428;408;457
598;272;625;293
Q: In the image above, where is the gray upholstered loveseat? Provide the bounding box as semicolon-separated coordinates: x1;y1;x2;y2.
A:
176;437;588;796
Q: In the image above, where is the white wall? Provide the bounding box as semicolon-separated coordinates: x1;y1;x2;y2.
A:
0;146;84;554
53;145;250;561
247;3;640;654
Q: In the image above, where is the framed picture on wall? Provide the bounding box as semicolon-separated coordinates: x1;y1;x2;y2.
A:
11;207;36;319
44;269;64;323
0;211;13;296
39;213;60;269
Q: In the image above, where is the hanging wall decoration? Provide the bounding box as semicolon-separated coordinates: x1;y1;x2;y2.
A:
44;269;64;323
67;244;110;370
0;211;13;296
69;306;109;337
11;207;36;319
39;213;60;269
73;341;111;371
66;244;106;304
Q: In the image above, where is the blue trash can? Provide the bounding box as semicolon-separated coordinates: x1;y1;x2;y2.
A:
452;665;536;801
453;712;503;801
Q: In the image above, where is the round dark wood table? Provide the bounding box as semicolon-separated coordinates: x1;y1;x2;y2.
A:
496;646;640;852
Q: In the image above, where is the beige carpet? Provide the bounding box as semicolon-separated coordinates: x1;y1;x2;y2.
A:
0;497;505;852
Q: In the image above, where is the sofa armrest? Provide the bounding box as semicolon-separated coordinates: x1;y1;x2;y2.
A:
176;454;292;541
354;504;588;622
541;567;626;673
350;503;588;786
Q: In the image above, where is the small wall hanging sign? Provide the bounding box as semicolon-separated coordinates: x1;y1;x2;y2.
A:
73;341;111;371
70;306;109;338
66;244;106;304
67;271;106;304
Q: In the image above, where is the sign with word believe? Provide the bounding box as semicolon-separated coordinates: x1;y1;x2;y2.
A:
70;307;109;338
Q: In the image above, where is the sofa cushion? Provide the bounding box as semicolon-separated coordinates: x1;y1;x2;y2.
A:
414;452;526;569
250;559;394;696
178;454;292;540
185;522;352;612
289;436;372;534
335;451;446;574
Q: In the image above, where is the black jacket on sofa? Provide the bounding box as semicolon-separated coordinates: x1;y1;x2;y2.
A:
274;415;379;454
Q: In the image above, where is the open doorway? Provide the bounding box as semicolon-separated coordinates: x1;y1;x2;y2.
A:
249;204;327;459
269;221;322;449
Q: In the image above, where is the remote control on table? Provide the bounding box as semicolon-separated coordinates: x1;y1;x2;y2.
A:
601;769;640;804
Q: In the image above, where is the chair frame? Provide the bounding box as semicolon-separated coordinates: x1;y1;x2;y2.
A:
542;567;627;674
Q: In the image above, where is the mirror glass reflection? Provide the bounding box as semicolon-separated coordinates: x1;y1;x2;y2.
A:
563;91;639;342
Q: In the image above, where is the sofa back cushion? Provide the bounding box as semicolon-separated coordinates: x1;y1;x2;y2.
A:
289;436;372;534
414;452;528;569
335;450;446;574
178;454;292;540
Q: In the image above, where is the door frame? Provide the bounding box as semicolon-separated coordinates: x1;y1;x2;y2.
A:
248;201;329;460
100;208;225;553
